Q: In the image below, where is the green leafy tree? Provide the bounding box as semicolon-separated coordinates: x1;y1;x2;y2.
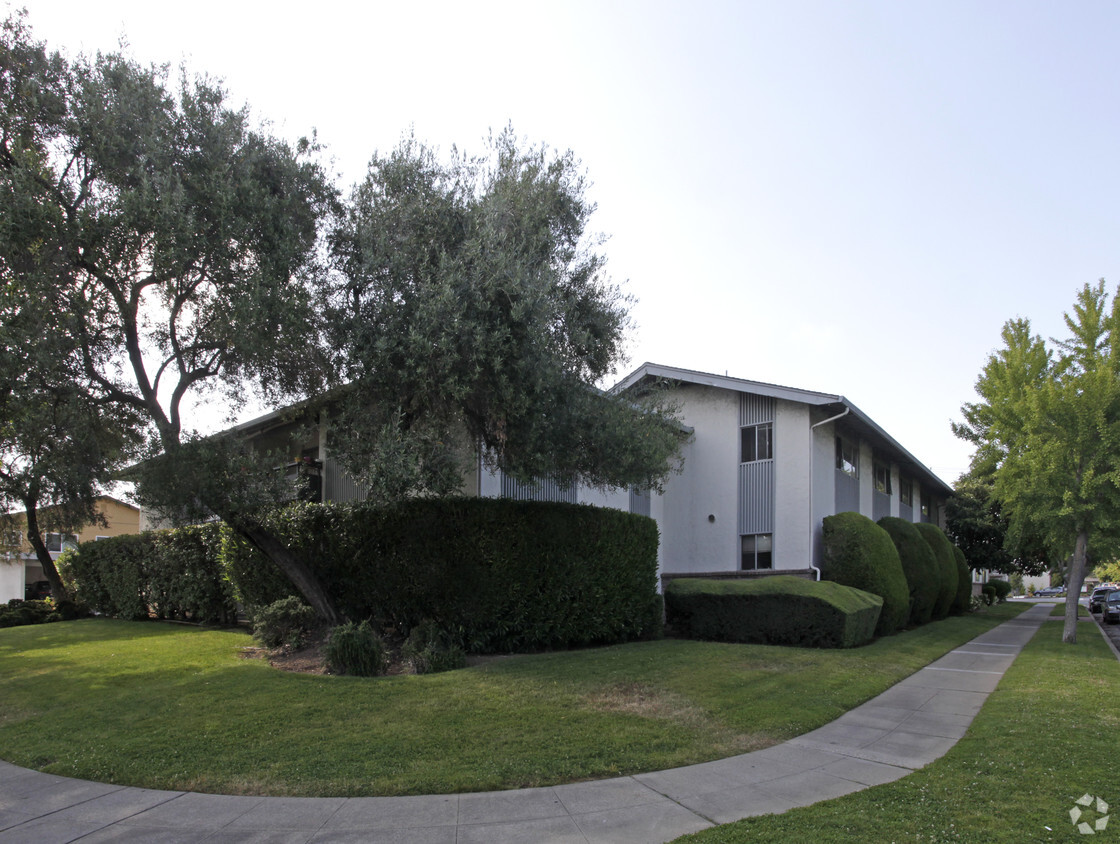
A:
1091;560;1120;583
954;280;1120;642
0;15;342;620
945;474;1047;577
326;131;684;499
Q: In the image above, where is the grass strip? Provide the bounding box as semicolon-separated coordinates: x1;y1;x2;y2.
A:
674;614;1120;843
0;603;1024;797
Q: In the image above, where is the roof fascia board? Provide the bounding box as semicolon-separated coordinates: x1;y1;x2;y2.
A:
612;362;841;407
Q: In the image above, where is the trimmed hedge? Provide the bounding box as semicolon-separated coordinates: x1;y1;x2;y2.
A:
877;516;939;626
913;522;959;620
61;525;237;624
990;579;1012;602
952;545;972;614
664;576;882;648
224;497;662;653
820;512;909;636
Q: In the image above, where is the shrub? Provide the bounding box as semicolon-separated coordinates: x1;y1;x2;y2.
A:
820;512;909;636
913;523;959;620
951;545;972;614
325;620;388;676
981;583;997;606
54;599;91;621
990;579;1012;602
59;524;236;623
664;576;882;648
252;596;317;649
970;594;987;612
0;600;56;628
877;516;939;627
224;498;662;653
402;620;467;674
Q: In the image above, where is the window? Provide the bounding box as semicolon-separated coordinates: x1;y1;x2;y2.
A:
836;436;858;477
873;461;892;495
44;533;78;553
920;490;931;519
741;534;773;570
899;477;913;507
740;423;773;463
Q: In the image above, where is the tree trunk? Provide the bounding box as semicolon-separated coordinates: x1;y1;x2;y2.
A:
1062;529;1089;644
23;503;69;601
225;514;345;626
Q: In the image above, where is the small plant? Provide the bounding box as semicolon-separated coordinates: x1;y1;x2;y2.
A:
251;596;316;649
325;620;388;676
970;595;987;613
402;619;467;674
980;584;997;606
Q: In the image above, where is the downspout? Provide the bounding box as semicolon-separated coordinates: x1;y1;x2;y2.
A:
808;406;850;580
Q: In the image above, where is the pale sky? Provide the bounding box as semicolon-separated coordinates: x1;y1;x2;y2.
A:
22;0;1120;485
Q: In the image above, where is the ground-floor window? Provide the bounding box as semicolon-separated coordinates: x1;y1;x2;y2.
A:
741;534;773;570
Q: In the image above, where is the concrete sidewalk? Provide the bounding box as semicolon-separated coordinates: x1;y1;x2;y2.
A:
0;604;1051;844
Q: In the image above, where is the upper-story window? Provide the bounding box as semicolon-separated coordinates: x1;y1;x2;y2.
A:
899;477;913;507
836;436;858;477
873;460;892;495
45;533;78;553
920;490;931;519
741;422;773;463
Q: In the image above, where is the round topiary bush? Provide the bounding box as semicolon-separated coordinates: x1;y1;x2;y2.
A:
820;511;909;637
990;579;1012;602
877;516;939;627
981;583;997;606
951;545;972;614
913;522;959;620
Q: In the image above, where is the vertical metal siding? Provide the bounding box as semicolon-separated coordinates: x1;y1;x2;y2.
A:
324;457;369;504
630;486;651;517
872;491;891;521
739;460;774;534
499;472;578;504
740;394;775;426
835;472;860;513
739;392;775;537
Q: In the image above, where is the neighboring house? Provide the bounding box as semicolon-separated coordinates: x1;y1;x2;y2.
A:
0;496;141;602
218;362;952;587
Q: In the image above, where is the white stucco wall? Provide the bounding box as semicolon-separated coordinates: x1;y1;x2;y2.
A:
809;416;837;567
656;384;739;573
0;559;24;603
773;400;811;569
858;439;874;517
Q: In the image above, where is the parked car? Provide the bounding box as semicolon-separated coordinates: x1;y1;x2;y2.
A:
1034;586;1065;597
1104;591;1120;624
24;580;51;600
1090;587;1116;613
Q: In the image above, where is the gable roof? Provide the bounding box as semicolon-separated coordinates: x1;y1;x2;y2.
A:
612;363;954;497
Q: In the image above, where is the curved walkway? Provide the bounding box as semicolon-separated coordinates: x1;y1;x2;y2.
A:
0;604;1051;844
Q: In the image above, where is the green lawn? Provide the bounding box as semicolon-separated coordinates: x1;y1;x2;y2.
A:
674;616;1120;843
0;604;1025;797
1049;602;1090;617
